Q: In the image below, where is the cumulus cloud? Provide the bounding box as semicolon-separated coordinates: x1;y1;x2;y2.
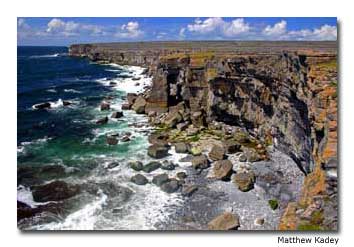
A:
305;24;337;40
263;20;287;36
46;18;104;37
187;17;224;34
115;21;143;38
186;17;251;38
223;18;250;37
262;20;337;40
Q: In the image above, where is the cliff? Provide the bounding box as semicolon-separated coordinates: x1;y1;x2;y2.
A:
69;41;337;230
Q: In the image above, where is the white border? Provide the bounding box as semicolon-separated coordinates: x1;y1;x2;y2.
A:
1;0;352;246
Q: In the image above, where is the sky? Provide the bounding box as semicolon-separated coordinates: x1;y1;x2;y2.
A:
17;17;337;46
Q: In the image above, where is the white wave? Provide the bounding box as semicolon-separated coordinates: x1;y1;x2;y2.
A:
105;69;121;72
46;89;57;93
32;99;77;110
110;76;152;94
35;190;108;230
113;184;183;230
50;98;64;108
30;53;60;59
96;64;152;94
17;136;52;155
64;89;81;94
17;185;53;208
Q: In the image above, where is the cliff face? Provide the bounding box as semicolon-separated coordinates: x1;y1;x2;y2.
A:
69;41;337;230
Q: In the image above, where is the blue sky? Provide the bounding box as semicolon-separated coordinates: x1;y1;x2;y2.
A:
17;17;337;46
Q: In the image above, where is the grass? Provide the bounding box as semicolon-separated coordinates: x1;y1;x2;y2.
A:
161;51;215;67
297;223;323;231
317;59;337;70
268;199;279;210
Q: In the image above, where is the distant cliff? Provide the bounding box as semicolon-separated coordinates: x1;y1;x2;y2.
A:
69;41;338;230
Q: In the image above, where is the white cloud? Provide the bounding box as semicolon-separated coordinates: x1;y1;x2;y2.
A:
261;20;336;41
263;20;287;36
186;17;250;37
187;17;224;34
18;18;30;29
179;28;186;39
156;32;168;39
46;18;104;37
115;21;143;38
311;24;337;40
223;18;250;37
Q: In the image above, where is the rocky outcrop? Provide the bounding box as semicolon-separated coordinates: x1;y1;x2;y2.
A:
208;212;240;230
32;181;80;202
69;41;337;230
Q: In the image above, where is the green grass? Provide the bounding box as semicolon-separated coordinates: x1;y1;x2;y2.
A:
268;199;279;210
297;223;323;231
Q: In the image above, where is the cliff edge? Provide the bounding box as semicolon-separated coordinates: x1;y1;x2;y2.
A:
69;41;338;230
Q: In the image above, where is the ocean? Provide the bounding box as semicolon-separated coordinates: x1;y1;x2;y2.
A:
17;46;187;230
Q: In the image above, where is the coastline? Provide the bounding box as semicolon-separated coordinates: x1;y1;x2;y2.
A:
17;41;338;230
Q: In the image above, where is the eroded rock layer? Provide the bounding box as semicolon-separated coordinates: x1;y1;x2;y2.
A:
69;41;337;230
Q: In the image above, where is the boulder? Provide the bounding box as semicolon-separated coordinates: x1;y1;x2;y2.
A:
190;146;202;156
106;135;118;145
39;165;66;178
121;103;130;110
255;218;265;226
223;140;241;154
129;161;143;171
152;173;170;186
33;102;51;110
176;172;187;180
174;142;190;153
208;145;226;161
176;122;189;131
234;130;250;143
148;133;169;146
213;160;233;180
191;111;204;126
32;181;80;202
143;161;161;173
191;155;209;169
63;100;72;106
163;111;183;128
147;111;156;117
179;155;194;162
233;171;256;192
239;153;247;162
207;212;240;230
242;147;261;162
127;93;138;106
181;185;198;197
132;96;146;114
107;162;119;169
121;135;131;142
168;102;185;113
161;160;176;170
100;102;110;111
96;116;108;125
131;174;148;185
17;200;64;221
160;179;180;193
186;126;199;136
147;144;169;159
111;111;124;119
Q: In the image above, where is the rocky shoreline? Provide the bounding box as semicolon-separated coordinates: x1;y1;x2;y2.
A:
18;41;337;230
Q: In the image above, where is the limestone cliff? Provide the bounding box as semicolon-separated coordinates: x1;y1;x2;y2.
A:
69;41;337;230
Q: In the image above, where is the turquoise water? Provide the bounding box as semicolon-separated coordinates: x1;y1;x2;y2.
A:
17;46;188;230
